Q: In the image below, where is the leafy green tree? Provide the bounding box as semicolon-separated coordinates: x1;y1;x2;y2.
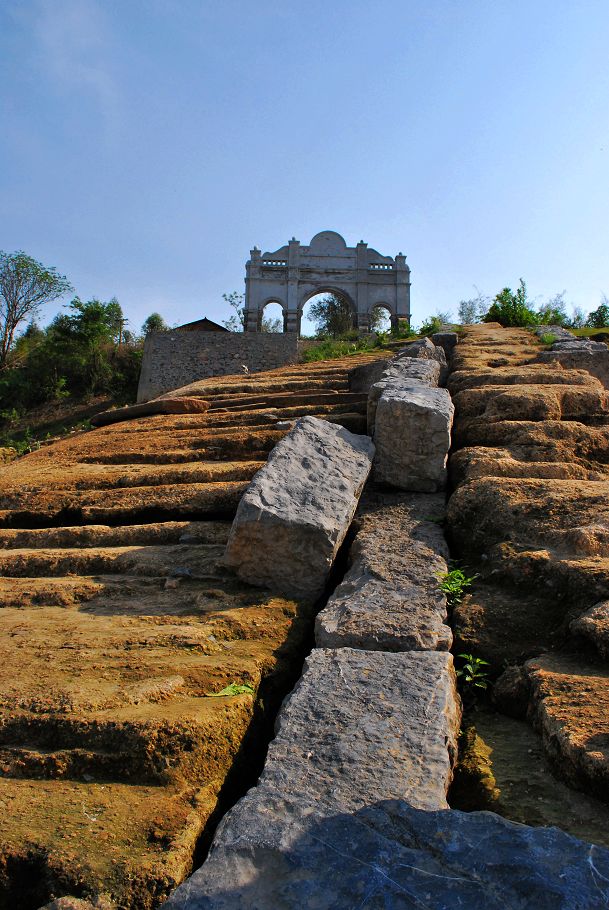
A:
141;312;169;335
483;279;537;327
586;296;609;328
370;306;392;334
0;251;73;367
308;293;354;337
418;310;454;336
44;297;128;395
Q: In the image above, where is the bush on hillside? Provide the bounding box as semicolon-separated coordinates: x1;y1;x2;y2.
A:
483;279;537;327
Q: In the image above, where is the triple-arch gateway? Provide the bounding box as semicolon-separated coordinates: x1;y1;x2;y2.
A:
244;230;411;334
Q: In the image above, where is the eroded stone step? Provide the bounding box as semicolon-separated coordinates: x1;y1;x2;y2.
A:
517;653;609;802
450;445;609;484
0;481;248;526
451;579;566;670
453;383;609;423
0;543;226;578
448;364;601;394
0;462;263;500
209;391;367;412
0;520;231;551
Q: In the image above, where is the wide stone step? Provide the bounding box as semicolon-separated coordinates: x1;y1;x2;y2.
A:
0;693;256;785
0;520;231;551
208;391;366;411
74;428;286;464
453;383;609;422
0;543;226;579
448;365;601;395
522;652;609;802
0;461;263;498
0;480;248;526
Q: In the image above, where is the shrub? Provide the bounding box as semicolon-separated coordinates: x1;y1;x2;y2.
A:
483;279;537;327
587;299;609;328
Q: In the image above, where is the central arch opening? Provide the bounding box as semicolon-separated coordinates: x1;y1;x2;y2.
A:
299;290;356;338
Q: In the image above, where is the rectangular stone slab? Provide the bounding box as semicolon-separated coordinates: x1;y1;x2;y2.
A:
367;358;440;433
315;493;452;651
373;386;454;491
224;416;374;600
245;647;460;813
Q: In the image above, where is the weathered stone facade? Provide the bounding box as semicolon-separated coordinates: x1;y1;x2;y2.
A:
136;330;299;402
244;230;411;333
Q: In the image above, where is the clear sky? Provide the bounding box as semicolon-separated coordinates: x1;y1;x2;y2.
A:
1;0;609;333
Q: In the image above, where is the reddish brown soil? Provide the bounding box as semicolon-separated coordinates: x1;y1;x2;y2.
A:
0;352;385;910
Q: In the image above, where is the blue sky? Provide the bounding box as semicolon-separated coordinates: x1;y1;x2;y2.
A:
1;0;609;333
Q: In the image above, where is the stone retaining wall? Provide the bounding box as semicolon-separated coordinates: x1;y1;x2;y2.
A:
137;331;300;402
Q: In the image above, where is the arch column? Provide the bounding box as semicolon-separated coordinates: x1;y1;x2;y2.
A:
356;311;371;332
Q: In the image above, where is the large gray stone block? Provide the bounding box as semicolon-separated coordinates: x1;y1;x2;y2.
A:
223;416;374;600
367;358;440;433
316;493;452;652
373;386;454;491
395;336;448;382
163;796;609;910
248;648;460;813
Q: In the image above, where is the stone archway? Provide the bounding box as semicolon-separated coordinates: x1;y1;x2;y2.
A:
243;231;411;333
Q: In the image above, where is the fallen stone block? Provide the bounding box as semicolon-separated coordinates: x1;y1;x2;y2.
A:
224;416;374;600
571;601;609;659
367;358;440;433
251;648;460;812
316;493;452;651
163;796;609;910
395;335;448;382
534;325;574;340
347;358;390;393
90;397;210;427
373;386;454;491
